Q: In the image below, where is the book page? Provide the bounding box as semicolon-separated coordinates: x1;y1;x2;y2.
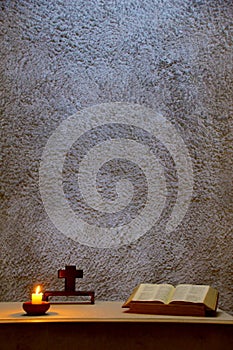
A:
204;286;218;310
132;284;174;304
170;284;209;303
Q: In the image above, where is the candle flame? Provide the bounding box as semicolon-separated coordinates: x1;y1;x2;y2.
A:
35;285;41;294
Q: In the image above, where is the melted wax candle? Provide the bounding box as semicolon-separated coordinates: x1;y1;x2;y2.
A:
31;285;43;304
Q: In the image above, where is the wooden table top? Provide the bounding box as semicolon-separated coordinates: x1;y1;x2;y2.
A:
0;301;233;324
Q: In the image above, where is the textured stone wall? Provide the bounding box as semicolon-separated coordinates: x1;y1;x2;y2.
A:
0;0;232;313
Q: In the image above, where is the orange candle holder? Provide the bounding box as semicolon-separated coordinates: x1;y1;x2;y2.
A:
22;301;50;316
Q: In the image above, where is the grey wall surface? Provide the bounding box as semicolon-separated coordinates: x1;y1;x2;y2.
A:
0;0;232;313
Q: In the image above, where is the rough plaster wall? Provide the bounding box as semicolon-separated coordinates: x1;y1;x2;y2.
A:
0;0;232;313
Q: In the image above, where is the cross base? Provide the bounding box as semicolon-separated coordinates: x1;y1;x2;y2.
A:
43;290;95;304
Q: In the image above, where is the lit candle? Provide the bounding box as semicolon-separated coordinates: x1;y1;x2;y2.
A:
31;285;43;304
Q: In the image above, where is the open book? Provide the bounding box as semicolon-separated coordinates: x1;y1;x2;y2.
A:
122;284;219;316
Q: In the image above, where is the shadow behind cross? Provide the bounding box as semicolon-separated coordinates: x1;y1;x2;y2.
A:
43;266;95;304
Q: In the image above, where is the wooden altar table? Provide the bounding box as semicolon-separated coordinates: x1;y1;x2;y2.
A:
0;301;232;350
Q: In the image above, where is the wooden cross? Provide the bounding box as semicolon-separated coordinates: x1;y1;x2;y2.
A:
58;265;83;292
43;265;94;304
